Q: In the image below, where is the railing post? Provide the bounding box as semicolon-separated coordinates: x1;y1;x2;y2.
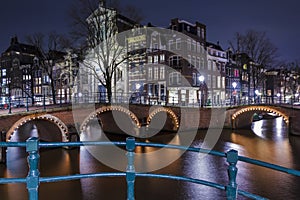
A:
126;137;136;200
0;131;7;164
226;149;238;200
26;137;40;200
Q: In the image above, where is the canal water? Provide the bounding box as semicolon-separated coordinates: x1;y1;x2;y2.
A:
0;117;300;199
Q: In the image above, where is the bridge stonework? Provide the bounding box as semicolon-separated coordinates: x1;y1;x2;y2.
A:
228;105;300;136
0;104;299;142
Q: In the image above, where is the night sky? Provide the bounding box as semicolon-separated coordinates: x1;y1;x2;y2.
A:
1;0;299;62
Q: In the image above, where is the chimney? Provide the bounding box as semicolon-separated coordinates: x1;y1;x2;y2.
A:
11;36;18;45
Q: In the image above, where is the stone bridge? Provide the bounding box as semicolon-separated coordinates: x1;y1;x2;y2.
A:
225;104;300;135
0;104;299;142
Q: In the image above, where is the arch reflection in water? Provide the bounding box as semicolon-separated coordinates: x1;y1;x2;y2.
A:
252;116;288;139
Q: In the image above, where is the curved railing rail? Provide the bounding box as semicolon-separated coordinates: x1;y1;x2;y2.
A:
1;137;300;200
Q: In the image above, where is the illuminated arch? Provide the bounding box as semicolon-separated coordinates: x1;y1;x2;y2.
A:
6;114;69;142
80;105;141;133
147;107;179;131
231;106;289;128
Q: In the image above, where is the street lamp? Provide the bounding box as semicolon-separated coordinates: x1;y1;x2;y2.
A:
199;75;205;107
276;93;281;104
231;82;237;105
255;90;259;104
295;93;299;103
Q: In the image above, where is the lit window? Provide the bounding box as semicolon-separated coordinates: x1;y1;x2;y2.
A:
2;69;6;76
154;55;158;63
160;54;165;62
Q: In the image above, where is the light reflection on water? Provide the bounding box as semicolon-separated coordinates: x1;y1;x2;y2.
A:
0;117;300;199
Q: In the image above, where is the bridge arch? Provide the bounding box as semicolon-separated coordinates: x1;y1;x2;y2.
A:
6;114;69;142
147;107;179;131
231;105;289;129
80;105;141;133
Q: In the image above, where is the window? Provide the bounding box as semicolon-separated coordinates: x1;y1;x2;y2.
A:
154;67;159;80
169;40;174;50
212;76;216;88
197;57;201;69
148;56;152;63
188;55;191;67
222;77;225;88
201;58;205;69
197;42;201;53
207;75;211;88
201;28;205;39
148;67;153;80
2;69;6;76
234;69;239;77
176;38;181;49
192;40;196;52
169;56;181;67
192;73;196;86
208;60;212;70
160;66;165;79
197;27;201;37
213;61;216;71
193;56;196;68
187;39;191;51
169;72;181;85
160;54;165;62
154;55;158;63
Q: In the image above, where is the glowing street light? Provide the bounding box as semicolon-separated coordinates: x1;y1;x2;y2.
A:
199;75;205;107
277;93;281;104
199;75;205;83
231;82;237;106
232;82;237;89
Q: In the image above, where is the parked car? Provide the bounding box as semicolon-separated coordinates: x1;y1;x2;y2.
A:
0;97;9;109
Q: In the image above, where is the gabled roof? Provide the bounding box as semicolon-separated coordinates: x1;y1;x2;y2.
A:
4;36;42;56
206;41;224;51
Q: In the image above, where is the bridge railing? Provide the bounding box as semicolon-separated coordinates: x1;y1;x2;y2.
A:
1;137;300;200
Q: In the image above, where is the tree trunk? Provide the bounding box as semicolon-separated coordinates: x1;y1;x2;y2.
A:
106;80;112;103
51;81;57;104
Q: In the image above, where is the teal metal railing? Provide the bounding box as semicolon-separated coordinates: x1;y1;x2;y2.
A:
1;137;300;200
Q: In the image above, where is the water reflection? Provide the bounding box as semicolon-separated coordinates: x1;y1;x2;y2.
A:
0;117;299;199
252;116;288;140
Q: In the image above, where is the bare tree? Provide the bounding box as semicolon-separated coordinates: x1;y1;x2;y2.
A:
229;30;278;98
26;32;69;104
69;0;142;103
229;30;278;67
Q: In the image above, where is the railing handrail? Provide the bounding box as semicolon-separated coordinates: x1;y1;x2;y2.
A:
1;138;299;200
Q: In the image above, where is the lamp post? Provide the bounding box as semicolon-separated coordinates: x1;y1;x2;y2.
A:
232;82;237;106
277;93;281;104
295;93;299;103
26;86;29;112
199;75;205;108
255;90;260;104
8;96;11;114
